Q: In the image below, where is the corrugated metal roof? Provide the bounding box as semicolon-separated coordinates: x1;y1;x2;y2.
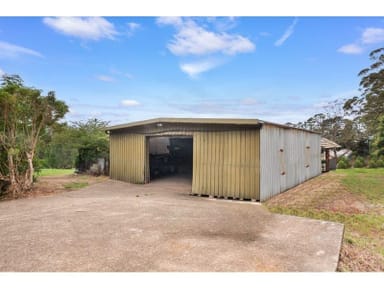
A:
321;137;341;149
107;117;261;131
106;117;319;134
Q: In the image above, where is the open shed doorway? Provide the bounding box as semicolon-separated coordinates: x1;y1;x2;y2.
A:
148;136;193;183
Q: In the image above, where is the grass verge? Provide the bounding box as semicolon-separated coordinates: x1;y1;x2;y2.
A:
335;168;384;205
265;169;384;271
37;169;75;177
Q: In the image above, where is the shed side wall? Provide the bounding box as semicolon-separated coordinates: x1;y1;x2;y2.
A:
192;130;260;200
260;124;321;201
109;133;146;183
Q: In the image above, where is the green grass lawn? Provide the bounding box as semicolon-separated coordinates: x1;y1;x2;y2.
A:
36;168;75;177
336;168;384;205
265;168;384;271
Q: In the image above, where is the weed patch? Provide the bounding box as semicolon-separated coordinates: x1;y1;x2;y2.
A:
63;182;88;190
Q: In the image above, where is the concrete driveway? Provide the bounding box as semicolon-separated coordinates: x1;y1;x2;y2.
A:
0;177;344;272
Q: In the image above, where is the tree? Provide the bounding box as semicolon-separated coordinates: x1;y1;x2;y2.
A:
0;75;68;197
71;118;109;173
371;115;384;157
37;123;79;169
344;47;384;136
296;99;363;150
37;118;109;171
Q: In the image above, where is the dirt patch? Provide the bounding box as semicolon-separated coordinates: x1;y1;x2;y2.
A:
338;242;384;272
0;174;108;201
266;173;369;214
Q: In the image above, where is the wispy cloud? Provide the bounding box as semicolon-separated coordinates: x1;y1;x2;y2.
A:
156;17;183;27
274;18;298;47
337;43;363;55
240;97;259;105
43;17;118;41
109;68;134;80
66;101;143;123
179;60;220;78
96;75;115;82
207;17;237;32
338;27;384;55
126;22;141;37
0;67;4;76
361;27;384;44
0;41;43;59
121;99;140;107
124;73;134;79
157;17;255;56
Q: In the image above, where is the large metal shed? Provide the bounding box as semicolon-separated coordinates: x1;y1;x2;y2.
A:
106;118;321;201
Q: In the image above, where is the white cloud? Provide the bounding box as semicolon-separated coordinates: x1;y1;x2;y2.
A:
362;27;384;44
337;43;363;54
0;68;4;76
179;60;220;77
274;18;298;47
338;26;384;55
96;75;115;82
121;99;140;107
156;17;183;27
126;22;141;36
43;17;118;40
0;41;43;58
158;18;255;56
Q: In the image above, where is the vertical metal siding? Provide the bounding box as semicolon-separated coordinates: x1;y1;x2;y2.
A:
260;124;321;201
109;133;146;184
192;130;260;200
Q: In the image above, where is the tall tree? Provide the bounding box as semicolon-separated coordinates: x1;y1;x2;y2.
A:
344;47;384;135
0;75;68;196
371;115;384;157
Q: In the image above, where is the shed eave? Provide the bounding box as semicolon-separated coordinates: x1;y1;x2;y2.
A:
106;117;320;134
321;137;342;149
106;117;263;132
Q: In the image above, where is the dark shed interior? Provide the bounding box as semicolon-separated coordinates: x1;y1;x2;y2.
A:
149;136;193;180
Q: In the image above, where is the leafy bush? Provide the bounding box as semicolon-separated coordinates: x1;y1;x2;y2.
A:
376;156;384;168
353;156;366;168
368;158;378;168
337;157;351;169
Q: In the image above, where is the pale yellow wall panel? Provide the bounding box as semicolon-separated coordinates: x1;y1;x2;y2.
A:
240;130;246;199
192;130;260;200
235;131;241;199
217;132;224;196
109;133;146;184
225;131;231;198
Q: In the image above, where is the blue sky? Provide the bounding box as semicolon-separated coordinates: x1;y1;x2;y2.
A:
1;16;384;125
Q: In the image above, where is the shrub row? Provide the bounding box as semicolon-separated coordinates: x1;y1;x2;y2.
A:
337;156;384;169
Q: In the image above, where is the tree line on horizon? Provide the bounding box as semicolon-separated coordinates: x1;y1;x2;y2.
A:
292;47;384;162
